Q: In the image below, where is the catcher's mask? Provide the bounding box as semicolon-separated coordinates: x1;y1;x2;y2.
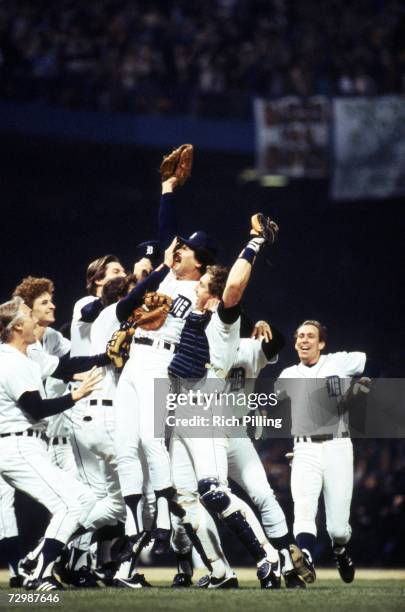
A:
179;231;218;265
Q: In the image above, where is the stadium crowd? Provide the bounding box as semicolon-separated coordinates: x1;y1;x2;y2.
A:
0;0;404;118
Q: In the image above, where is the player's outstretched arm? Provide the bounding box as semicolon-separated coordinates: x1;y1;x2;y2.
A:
115;242;175;322
222;213;279;309
18;367;103;420
158;144;193;248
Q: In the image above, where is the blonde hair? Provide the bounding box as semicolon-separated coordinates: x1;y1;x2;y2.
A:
0;297;24;342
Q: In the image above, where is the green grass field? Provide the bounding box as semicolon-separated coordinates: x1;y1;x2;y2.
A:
1;569;405;612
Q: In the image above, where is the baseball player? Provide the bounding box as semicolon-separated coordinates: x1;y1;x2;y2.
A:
277;320;367;584
0;296;104;590
86;274;155;588
67;255;127;584
114;173;218;554
168;213;283;588
70;255;125;357
0;276;76;588
13;277;75;471
221;322;308;588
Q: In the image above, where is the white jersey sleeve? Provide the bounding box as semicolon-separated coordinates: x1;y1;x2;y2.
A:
331;351;366;377
0;346;47;433
1;356;41;400
90;303;120;352
233;338;278;378
70;295;97;356
27;342;59;380
43;327;71;358
205;309;240;377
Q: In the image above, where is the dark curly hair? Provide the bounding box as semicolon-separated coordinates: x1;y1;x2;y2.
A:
13;276;54;309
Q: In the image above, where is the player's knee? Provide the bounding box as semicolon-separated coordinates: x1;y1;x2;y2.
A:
294;498;317;522
198;478;231;514
327;522;351;543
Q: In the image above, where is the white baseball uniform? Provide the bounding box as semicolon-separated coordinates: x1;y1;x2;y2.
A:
67;300;128;529
0;327;76;563
226;339;289;540
39;327;77;474
114;270;197;504
277;351;366;544
0;344;96;544
170;307;277;570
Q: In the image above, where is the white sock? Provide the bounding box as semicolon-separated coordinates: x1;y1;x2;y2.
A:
156;497;171;530
279;548;294;573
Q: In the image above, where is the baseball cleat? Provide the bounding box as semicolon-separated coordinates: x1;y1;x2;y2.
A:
289;544;316;583
251;213;279;246
18;556;38;580
113;573;152;588
257;560;281;589
197;572;239;589
9;575;25;588
152;528;171;556
334;548;355;583
93;561;117;586
283;570;306;589
171;572;193;588
111;531;151;565
65;566;99;588
26;576;64;591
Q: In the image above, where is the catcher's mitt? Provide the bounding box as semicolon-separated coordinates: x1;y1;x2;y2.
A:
251;213;279;246
133;291;173;331
160;144;193;187
106;324;135;369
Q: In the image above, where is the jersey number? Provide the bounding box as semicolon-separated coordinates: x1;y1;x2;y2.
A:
326;375;342;397
227;367;246;392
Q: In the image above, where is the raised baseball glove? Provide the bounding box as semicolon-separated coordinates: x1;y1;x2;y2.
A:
251;213;279;246
133;291;173;331
160;144;193;187
106;324;135;369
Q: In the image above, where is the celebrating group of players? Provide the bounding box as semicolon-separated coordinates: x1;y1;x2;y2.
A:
0;146;367;591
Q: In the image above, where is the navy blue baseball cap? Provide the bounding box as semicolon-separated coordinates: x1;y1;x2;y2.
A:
135;240;161;267
179;231;218;264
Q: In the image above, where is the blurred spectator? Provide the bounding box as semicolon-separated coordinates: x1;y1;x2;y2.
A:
0;0;404;118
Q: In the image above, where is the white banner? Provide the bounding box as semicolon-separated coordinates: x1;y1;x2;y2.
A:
254;96;330;178
332;96;405;200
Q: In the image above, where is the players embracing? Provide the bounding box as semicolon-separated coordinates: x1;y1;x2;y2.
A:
0;144;369;592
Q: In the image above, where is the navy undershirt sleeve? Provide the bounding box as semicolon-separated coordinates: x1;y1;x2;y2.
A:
159;193;178;249
116;265;170;322
52;353;110;382
19;391;75;420
261;326;286;360
217;300;241;324
80;299;103;323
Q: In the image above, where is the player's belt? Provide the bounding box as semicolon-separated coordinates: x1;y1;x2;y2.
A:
0;429;48;442
49;436;69;445
134;336;178;353
89;399;113;406
294;432;350;443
